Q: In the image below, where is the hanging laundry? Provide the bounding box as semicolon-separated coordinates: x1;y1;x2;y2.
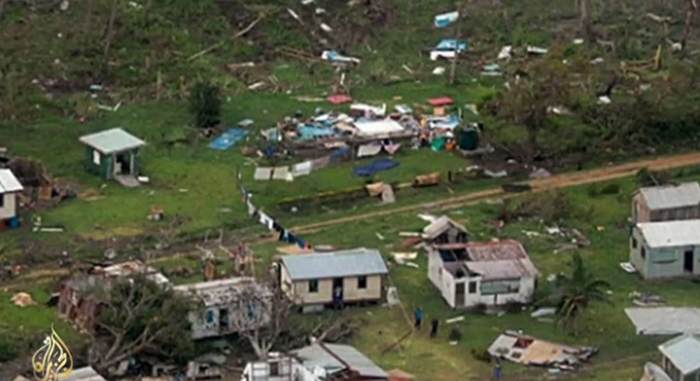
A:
383;143;401;155
272;221;283;232
297;238;306;248
287;233;299;244
259;212;275;230
357;143;382;157
278;229;290;241
247;200;256;216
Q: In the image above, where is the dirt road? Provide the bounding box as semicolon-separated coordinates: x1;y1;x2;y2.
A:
4;151;700;288
285;151;700;234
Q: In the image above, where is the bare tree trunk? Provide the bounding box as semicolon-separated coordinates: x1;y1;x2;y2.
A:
101;0;120;76
579;0;594;43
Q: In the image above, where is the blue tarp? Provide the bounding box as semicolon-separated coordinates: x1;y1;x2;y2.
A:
209;127;248;150
353;158;399;177
330;146;350;160
298;124;337;140
435;39;467;51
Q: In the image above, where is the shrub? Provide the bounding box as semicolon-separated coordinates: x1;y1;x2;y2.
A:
189;82;222;129
600;183;620;195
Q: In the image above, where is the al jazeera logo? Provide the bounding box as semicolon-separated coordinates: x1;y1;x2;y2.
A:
31;325;74;381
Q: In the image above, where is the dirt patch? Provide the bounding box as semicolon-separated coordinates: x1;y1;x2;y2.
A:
78;226;144;240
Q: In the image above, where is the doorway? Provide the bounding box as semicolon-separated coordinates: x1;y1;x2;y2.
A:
219;308;229;330
684;249;694;273
455;283;465;307
332;278;344;308
114;153;131;175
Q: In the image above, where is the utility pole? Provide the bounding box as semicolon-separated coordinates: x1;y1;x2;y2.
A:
448;4;463;86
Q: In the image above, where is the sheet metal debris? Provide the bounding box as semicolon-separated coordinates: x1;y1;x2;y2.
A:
488;331;597;370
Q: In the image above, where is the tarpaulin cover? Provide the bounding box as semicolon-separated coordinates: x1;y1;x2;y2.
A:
209;127;248;150
353;158;399;176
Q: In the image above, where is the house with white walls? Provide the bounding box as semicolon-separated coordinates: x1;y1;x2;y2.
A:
427;239;538;309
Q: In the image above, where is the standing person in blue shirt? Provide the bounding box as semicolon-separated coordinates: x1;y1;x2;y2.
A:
493;359;501;380
413;307;423;330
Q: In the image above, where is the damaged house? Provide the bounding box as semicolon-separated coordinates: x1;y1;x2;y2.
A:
0;169;23;228
658;334;700;381
427;240;538;309
632;182;700;224
630;220;700;280
241;342;388;381
174;277;272;340
279;248;388;313
57;260;170;332
422;216;469;244
488;331;597;369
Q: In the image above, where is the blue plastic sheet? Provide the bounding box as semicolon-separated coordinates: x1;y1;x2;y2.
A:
209;127;248;150
353;158;399;177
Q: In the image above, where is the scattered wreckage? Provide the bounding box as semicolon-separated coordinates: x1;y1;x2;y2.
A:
487;331;597;370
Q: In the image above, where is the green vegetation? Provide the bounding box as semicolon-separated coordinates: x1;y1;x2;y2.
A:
240;172;700;381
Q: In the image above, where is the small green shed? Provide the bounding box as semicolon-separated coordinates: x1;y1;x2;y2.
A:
79;128;146;185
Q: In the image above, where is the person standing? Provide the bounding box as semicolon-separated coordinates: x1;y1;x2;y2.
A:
413;308;423;330
493;359;501;380
430;318;439;338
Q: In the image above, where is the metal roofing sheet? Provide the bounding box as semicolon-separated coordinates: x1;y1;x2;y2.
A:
637;220;700;248
79;128;146;154
293;343;387;379
0;169;23;193
281;248;388;280
658;334;700;374
423;216;468;238
639;182;700;210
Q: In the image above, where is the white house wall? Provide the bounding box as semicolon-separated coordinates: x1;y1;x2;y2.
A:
427;250;536;309
427;250;458;308
631;226;700;279
0;193;17;220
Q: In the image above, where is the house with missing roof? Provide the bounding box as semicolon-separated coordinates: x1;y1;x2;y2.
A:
278;248;389;313
632;182;700;224
78;128;146;187
427;239;538;309
630;220;700;280
0;169;23;229
174;277;272;340
241;342;388;381
57;260;170;332
657;334;700;381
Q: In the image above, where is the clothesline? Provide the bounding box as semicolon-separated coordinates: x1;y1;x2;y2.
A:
239;184;312;250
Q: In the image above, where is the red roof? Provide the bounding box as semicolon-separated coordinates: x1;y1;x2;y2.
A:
427;96;453;106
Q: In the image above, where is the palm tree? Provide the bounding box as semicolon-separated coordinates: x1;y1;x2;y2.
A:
540;252;611;335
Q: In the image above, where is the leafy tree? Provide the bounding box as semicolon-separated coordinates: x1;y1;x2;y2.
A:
87;274;197;371
189;82;222;129
484;50;584;162
539;252;611;335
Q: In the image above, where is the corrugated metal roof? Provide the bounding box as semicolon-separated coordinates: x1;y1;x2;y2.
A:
639;182;700;210
0;169;23;193
658;334;700;374
62;366;107;381
174;277;268;306
281;248;388;281
637;220;700;248
79;128;146;154
423;216;468;239
292;343;387;379
460;240;538;279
